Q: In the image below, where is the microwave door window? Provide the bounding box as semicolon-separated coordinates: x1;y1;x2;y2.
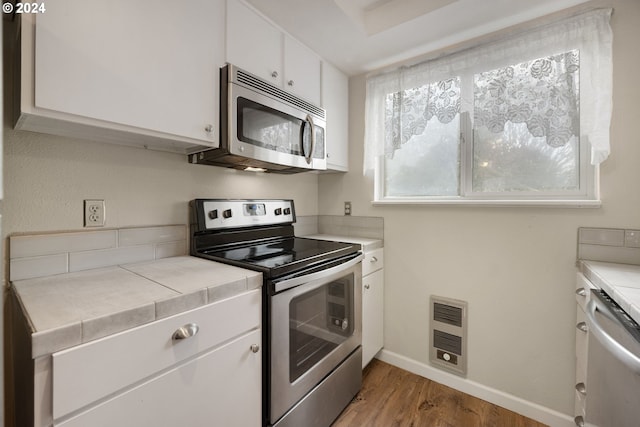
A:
238;98;303;155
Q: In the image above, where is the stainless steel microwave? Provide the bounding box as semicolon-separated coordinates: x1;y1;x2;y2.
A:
189;64;327;173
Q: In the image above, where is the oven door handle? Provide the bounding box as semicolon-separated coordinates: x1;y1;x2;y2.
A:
586;299;640;374
274;253;364;293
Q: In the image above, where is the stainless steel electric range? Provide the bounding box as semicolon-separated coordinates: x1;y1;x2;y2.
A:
190;199;363;427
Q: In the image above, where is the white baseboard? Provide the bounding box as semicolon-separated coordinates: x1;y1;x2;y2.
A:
376;349;575;427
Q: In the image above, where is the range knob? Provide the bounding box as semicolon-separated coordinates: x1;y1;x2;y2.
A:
283;207;291;215
223;209;233;219
208;209;218;220
274;208;282;216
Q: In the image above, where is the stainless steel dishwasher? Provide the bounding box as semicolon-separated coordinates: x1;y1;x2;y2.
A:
578;289;640;427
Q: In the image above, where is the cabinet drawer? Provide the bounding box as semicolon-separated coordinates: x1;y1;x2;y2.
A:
55;329;261;427
52;289;260;420
363;248;384;276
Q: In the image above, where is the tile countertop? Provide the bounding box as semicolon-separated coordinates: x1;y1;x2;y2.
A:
11;256;262;358
304;234;383;252
580;260;640;324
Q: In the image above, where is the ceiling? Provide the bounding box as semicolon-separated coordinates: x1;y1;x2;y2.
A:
243;0;592;76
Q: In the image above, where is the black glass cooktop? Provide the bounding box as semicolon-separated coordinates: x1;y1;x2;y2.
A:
199;237;359;278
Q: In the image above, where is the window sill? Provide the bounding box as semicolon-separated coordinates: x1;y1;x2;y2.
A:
372;198;602;208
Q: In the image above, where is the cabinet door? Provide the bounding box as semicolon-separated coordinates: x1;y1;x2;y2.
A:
321;62;349;171
226;0;283;86
574;306;588;419
284;35;321;104
52;290;260;419
362;269;384;367
34;0;224;145
55;329;262;427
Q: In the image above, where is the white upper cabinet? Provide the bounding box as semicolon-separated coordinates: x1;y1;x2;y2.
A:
283;36;321;104
321;61;349;171
16;0;225;152
226;0;321;105
226;0;283;87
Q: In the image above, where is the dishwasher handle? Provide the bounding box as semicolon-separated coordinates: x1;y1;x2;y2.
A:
586;299;640;374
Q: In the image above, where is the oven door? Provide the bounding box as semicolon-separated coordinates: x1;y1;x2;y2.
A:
269;255;362;425
229;83;326;171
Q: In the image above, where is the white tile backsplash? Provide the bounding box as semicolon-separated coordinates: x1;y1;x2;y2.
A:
10;231;117;258
578;244;640;265
118;226;186;247
155;240;187;259
625;230;640;248
9;225;187;281
578;228;625;246
318;215;384;240
293;216;319;236
10;254;69;281
578;227;640;265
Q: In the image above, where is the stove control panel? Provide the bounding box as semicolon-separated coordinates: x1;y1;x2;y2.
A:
192;199;296;231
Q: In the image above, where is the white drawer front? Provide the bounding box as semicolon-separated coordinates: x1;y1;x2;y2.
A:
52;289;260;420
362;248;384;276
54;329;262;427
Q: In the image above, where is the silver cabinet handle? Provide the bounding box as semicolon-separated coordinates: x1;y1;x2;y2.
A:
370;256;378;263
575;288;586;296
575;382;586;396
250;344;260;353
576;322;588;333
364;284;370;290
574;415;585;427
287;80;294;86
172;323;199;341
271;71;278;78
204;124;213;133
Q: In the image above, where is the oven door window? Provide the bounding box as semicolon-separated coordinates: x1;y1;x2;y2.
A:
289;275;354;382
237;97;324;159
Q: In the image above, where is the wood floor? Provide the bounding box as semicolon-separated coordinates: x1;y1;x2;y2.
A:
332;359;547;427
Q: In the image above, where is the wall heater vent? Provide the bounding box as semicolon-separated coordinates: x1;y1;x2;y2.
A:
430;296;467;376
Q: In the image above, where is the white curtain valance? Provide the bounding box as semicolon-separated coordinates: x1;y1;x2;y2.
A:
363;8;613;174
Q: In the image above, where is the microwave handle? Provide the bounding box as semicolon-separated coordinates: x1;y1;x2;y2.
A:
303;115;316;164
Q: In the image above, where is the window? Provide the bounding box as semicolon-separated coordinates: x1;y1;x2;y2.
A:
365;9;612;206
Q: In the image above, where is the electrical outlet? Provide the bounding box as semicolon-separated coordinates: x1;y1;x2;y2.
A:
344;201;351;216
84;200;105;227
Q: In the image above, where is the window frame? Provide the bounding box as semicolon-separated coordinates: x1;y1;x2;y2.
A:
372;67;600;208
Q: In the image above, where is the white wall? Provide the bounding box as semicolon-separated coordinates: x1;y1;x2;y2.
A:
2;130;319;236
319;0;640;416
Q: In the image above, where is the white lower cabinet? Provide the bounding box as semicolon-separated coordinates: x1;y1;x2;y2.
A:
18;289;262;427
362;248;384;367
574;273;596;424
55;329;261;427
